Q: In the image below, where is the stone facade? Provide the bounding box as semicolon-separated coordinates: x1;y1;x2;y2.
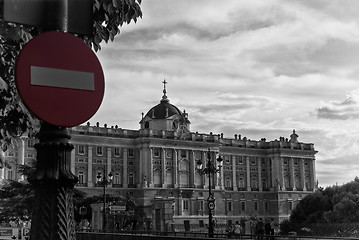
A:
1;85;317;231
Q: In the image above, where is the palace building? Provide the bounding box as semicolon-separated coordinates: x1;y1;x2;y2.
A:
1;82;317;231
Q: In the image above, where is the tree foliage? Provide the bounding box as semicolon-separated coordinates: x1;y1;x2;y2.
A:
290;178;359;224
0;176;87;222
0;179;33;221
74;193;145;224
0;0;142;154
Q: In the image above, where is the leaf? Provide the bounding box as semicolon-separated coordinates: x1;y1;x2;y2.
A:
0;77;8;91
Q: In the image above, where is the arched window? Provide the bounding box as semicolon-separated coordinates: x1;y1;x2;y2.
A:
144;121;149;129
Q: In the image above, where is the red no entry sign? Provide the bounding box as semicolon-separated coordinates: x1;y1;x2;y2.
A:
15;31;105;127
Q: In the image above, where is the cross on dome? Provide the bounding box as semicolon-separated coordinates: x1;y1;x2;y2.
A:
162;79;168;102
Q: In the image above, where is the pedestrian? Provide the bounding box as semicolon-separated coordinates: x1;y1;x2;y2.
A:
264;219;271;240
234;221;242;239
255;218;264;240
226;223;234;238
270;218;276;239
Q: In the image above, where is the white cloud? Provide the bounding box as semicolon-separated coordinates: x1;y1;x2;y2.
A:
91;0;359;187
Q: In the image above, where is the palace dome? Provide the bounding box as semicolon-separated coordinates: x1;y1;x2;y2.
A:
144;80;182;119
144;98;182;119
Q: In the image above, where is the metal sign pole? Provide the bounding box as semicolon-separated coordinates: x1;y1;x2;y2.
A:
29;123;78;240
29;1;78;240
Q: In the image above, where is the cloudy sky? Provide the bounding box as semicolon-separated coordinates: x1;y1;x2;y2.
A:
89;0;359;187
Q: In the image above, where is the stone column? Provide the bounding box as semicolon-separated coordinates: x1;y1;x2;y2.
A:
202;151;207;189
123;149;128;188
270;157;277;191
190;150;195;187
140;148;149;188
310;159;316;190
173;149;178;188
232;156;237;190
278;157;284;191
258;158;262;191
17;137;26;180
18;137;26;165
87;146;93;187
162;148;166;188
290;158;295;191
107;147;112;188
246;157;251;191
149;148;154;188
70;146;75;176
300;158;306;191
216;152;223;190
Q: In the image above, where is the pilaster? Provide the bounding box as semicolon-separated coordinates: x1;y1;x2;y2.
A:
173;149;178;188
87;146;93;187
162;148;166;188
258;157;262;191
246;156;251;191
300;158;306;191
232;156;237;190
123;148;128;188
107;147;112;188
290;158;295;191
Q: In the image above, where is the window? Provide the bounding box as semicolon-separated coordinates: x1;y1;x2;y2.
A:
183;200;189;210
7;152;14;157
154;148;160;157
284;160;288;165
289;201;293;211
262;179;267;189
251;160;256;165
128;173;134;185
239;178;245;188
78;145;85;155
225;156;230;164
7;170;14;180
96;171;103;183
144;121;149;128
227;201;233;212
199;200;204;211
241;202;246;211
128;149;134;158
27;139;35;148
78;171;84;184
199;220;204;227
113;172;121;185
225;179;232;188
181;150;186;158
114;147;120;157
166;149;172;158
251;178;258;188
254;201;258;211
96;146;103;156
264;202;269;212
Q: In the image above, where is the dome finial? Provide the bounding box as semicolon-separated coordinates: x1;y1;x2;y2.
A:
161;79;168;102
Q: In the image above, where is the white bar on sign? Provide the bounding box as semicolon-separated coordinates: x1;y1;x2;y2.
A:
31;66;95;91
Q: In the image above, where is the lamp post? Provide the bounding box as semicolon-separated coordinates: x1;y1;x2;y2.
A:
196;148;223;238
97;169;113;232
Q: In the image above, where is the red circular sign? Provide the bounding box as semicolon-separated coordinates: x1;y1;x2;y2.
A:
15;31;105;127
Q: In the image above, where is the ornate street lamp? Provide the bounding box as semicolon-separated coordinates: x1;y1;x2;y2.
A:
97;169;113;231
196;148;223;238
